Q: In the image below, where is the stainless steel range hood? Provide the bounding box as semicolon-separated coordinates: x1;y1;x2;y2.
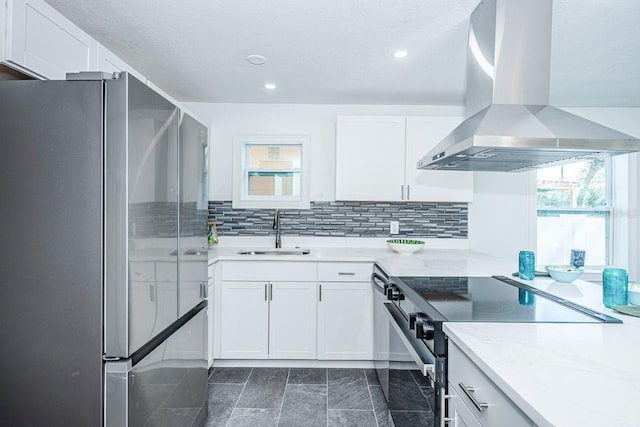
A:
418;0;640;172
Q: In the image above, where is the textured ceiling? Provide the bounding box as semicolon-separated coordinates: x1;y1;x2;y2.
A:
45;0;640;106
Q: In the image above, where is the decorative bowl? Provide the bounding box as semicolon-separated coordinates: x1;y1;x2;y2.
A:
628;282;640;306
545;265;584;283
387;239;425;255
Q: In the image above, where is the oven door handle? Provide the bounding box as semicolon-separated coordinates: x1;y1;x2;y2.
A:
384;302;436;380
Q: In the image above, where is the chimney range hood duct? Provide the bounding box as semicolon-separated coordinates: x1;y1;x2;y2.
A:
418;0;640;172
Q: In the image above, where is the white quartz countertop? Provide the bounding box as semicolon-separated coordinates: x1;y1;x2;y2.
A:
208;246;515;277
444;277;640;427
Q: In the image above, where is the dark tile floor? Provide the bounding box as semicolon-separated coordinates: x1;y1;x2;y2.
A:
204;368;388;427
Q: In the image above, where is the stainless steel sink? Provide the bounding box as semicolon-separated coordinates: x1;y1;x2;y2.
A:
183;249;208;256
238;248;311;256
170;249;209;256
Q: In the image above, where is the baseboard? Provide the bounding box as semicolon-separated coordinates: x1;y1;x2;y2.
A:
211;359;375;369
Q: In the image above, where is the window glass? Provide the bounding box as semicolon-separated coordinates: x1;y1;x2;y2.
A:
247;145;302;169
536;159;610;267
232;135;310;209
537;159;607;208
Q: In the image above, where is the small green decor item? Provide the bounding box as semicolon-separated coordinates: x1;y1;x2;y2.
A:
207;222;218;246
386;239;425;245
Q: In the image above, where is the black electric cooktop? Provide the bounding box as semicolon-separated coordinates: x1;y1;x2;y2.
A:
391;275;621;324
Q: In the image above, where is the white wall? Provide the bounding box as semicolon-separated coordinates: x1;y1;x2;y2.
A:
468;172;537;261
182;103;464;201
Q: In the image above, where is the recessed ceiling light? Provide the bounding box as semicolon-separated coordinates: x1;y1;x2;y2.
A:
247;54;267;65
393;50;409;59
264;83;276;90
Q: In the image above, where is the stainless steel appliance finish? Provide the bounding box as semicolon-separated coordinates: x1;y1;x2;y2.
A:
0;73;209;426
418;0;640;172
372;268;442;426
105;303;208;427
0;79;105;426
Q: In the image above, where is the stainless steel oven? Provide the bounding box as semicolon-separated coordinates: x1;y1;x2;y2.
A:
372;267;446;427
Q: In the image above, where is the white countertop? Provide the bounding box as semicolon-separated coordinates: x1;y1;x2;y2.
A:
209;243;639;426
444;277;640;427
208;245;515;277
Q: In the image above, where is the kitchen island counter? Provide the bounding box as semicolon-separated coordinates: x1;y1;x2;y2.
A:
444;277;640;427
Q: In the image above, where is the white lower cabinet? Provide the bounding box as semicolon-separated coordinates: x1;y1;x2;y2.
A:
317;262;373;360
220;281;270;359
268;282;317;359
207;263;218;367
317;282;373;360
219;281;316;359
448;384;483;427
215;260;374;361
447;341;535;426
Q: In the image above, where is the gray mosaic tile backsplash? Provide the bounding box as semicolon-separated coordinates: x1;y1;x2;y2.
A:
208;201;468;238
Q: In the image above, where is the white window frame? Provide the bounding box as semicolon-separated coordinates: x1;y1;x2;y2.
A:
232;134;310;209
536;158;613;271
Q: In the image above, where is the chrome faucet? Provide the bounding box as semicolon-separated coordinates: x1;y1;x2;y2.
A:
273;209;282;248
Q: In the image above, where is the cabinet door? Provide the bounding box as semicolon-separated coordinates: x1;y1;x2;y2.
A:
405;116;473;202
269;282;317;359
336;116;406;201
317;282;373;360
96;44;146;82
448;385;483;427
220;281;269;359
7;0;98;79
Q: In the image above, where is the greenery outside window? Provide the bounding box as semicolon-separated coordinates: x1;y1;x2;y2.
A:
232;134;310;209
536;159;612;267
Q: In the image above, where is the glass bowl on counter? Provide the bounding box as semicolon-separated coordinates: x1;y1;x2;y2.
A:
545;265;584;283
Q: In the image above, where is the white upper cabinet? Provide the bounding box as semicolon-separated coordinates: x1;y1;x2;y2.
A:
6;0;98;79
405;116;474;202
336;115;473;202
96;44;146;83
336;116;406;201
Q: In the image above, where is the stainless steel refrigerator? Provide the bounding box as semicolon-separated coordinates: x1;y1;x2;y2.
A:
0;72;210;426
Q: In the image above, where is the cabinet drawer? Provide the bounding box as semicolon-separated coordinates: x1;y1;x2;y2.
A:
448;342;534;426
318;262;372;282
221;261;316;282
130;262;155;281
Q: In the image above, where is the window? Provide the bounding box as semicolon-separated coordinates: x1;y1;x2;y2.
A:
536;159;612;267
232;134;310;209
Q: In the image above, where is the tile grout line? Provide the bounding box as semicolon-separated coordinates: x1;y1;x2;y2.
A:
225;368;253;427
409;371;435;413
363;369;380;427
275;368;290;427
326;368;329;427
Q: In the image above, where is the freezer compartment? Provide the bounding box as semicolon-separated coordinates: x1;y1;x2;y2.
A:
105;302;208;427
